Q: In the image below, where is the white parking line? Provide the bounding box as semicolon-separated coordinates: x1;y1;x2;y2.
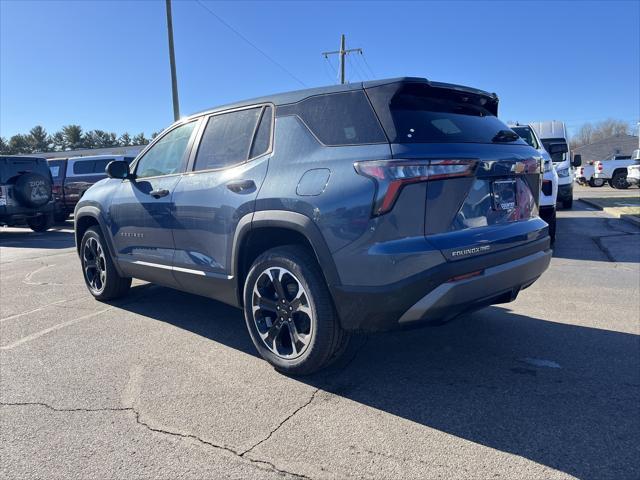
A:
0;296;86;323
0;306;112;350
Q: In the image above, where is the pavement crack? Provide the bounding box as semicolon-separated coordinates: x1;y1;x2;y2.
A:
1;401;310;479
0;401;132;413
240;388;321;457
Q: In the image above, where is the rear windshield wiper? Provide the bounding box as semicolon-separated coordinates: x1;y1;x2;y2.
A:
491;130;520;143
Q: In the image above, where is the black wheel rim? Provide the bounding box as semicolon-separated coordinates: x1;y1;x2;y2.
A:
251;267;313;359
82;237;106;294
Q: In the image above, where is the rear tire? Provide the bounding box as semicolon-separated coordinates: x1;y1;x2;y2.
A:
611;171;629;189
588;178;605;187
243;245;347;375
27;213;53;232
80;226;131;301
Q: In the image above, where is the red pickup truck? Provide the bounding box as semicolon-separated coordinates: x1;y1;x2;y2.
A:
48;155;135;222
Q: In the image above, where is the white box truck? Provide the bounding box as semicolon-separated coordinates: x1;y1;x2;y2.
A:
530;121;581;209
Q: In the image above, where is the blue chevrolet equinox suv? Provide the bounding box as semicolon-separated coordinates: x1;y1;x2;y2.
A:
75;78;551;374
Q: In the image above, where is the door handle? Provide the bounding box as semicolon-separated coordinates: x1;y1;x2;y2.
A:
149;188;170;198
226;179;256;193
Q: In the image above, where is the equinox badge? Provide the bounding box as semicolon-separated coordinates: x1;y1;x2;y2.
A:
451;245;491;257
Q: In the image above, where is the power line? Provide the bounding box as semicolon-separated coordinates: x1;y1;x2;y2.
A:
194;0;307;87
323;56;338;84
359;51;377;79
346;55;362;82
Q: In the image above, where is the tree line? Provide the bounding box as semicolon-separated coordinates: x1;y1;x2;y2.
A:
570;118;634;149
0;125;160;155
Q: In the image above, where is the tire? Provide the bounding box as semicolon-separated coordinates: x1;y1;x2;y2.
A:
27;213;53;232
611;171;629;190
243;245;347;375
80;226;131;301
607;180;614;188
588;178;605;187
54;212;69;223
547;210;556;245
13;172;52;208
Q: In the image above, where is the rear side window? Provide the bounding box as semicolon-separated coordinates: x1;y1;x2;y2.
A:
72;160;94;175
93;159;112;174
366;82;524;145
249;106;273;158
277;90;386;146
0;158;48;183
194;107;262;171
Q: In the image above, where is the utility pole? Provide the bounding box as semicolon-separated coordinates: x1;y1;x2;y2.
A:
165;0;180;121
322;34;362;84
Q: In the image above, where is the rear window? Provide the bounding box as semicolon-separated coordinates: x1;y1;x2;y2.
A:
366;82;524;145
511;127;539;149
277;90;386;146
48;160;65;179
1;157;49;183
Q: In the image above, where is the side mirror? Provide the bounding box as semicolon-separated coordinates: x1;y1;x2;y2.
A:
572;154;582;167
548;143;568;155
106;160;131;179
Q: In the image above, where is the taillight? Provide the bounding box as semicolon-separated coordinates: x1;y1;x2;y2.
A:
597;163;603;171
354;159;476;216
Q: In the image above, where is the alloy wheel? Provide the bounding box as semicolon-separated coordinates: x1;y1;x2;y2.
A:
251;267;313;359
83;237;107;294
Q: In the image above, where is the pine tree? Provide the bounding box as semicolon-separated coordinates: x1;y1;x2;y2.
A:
0;137;9;154
8;134;32;154
62;125;83;149
132;133;148;145
28;125;51;152
119;133;132;146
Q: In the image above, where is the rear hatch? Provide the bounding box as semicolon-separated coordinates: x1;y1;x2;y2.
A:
365;80;546;261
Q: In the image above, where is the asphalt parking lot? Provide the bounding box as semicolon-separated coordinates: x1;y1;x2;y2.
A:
1;185;639;480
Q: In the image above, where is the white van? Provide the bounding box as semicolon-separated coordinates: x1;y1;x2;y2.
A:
530;121;581;209
510;124;559;243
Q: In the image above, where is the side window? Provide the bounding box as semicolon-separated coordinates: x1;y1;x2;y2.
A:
136;121;197;178
194;107;262;171
73;160;93;175
277;91;386;146
249;106;273;158
93;159;112;174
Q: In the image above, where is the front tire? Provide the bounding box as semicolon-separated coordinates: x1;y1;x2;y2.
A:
243;246;348;375
547;210;556;245
80;226;131;301
561;197;573;209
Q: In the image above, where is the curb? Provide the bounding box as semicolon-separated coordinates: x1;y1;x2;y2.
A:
579;198;640;227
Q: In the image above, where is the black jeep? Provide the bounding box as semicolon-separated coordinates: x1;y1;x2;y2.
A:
0;156;55;232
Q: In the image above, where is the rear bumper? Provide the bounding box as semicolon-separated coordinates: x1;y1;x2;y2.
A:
398;250;551;324
0;202;54;225
332;235;551;332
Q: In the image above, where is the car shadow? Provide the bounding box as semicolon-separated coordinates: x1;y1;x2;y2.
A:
114;284;639;479
552;213;640;263
0;223;75;249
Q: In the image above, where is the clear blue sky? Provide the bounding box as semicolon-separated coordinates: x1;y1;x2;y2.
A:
1;0;638;139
